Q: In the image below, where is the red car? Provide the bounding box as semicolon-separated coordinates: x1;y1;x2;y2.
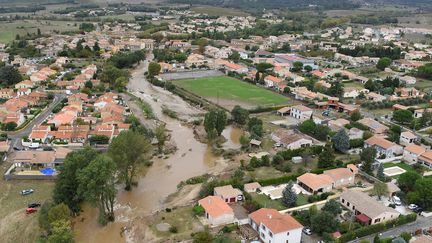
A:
26;208;37;214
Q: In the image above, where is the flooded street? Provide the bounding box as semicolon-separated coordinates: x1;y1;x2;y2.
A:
74;61;239;243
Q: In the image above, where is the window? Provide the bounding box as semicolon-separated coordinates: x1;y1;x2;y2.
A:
287;232;290;236
269;231;273;237
347;202;350;207
342;199;345;203
261;233;265;239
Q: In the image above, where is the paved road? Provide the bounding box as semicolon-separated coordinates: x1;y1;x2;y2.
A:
349;216;432;242
8;93;66;150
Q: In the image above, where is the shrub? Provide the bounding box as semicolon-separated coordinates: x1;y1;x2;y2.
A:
192;205;205;216
169;226;178;233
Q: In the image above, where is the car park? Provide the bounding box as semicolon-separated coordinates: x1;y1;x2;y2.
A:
20;189;34;195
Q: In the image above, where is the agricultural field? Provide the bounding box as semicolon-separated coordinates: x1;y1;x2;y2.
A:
0;20;80;44
174;76;290;109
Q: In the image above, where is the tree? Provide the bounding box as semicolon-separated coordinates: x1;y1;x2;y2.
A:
318;147;335;168
332;129;350;153
328;81;344;98
377;163;385;181
350;111;362;122
322;199;342;216
100;64;129;85
0;65;22;86
48;203;71;226
373;181;389;200
247;117;263;138
148;62;161;78
256;62;273;73
2;122;17;131
281;182;297;207
193;229;214;243
397;171;421;192
310;211;339;235
155;124;167;154
204;110;218;139
364;80;377;91
239;135;250;149
304;65;313;72
393;110;413;124
228;51;240;62
47;220;74;243
231;105;249;125
413;177;432;210
78;155;117;224
376;57;392;70
360;147;376;174
93;41;100;52
291;61;304;72
53;148;99;213
215;110;227;136
108;131;152;191
298;119;316;135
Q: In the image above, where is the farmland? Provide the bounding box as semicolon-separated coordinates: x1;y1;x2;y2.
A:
173;76;290;109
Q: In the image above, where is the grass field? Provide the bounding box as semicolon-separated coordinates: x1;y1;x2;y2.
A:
0;20;80;44
0;179;55;243
383;162;421;178
174;76;290;109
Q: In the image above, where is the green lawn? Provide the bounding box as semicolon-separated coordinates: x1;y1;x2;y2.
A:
174;76;290;108
383;162;421;178
250;192;309;210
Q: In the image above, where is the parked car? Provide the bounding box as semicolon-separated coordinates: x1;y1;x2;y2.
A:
392;196;402;206
21;189;34;195
408;204;419;210
28;202;41;208
303;228;312;235
26;208;37;214
413;207;423;214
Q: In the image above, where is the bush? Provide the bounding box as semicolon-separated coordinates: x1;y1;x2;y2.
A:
258;174;300;186
169;226;178;233
349;139;364;148
192;205;205;216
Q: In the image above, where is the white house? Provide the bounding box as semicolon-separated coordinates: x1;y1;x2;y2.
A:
271;129;313;150
290;105;313;121
364;135;403;159
263;75;283;88
249;208;303;243
198;196;235;226
403;144;426;165
400;131;417;146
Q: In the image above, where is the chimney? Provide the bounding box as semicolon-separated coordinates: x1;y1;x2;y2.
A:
267;214;272;219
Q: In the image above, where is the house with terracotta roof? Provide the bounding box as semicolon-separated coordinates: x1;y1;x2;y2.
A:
244;182;261;193
249;208;303;243
0;88;14;99
358;118;389;134
214;185;243;203
340;190;400;225
47;110;77;127
263;75;283;88
290;105;312;121
15;80;34;89
297;165;356;194
367;92;386;102
418;151;432;169
364;135;403;159
198;196;235;226
29;125;51;144
403;144;426;165
414;108;432;118
328;118;350;131
223;62;248;74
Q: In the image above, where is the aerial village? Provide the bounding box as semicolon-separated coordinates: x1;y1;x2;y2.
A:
0;2;432;243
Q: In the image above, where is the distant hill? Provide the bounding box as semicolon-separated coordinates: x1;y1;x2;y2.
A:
170;0;361;10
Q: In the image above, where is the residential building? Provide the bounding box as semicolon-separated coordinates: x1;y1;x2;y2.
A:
290;105;313;121
418;151;432;169
271;129;313;150
249;208;303;243
367;92;386;102
328;118;350;132
198;196;235;226
244;182;261;193
297;166;356;194
364;135;403;158
340;190;400;225
263;75;283;88
214;185;243;203
358;118;389;134
403;144;426;165
400;131;417;146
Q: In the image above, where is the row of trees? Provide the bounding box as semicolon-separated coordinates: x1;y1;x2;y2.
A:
53;131;152;226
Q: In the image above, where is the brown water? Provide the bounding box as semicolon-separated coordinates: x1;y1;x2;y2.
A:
221;126;242;149
73;61;239;243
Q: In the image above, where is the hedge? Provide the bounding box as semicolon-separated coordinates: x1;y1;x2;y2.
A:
336;214;417;243
258;173;300;186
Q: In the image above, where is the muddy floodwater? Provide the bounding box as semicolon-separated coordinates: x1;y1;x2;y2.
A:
73;61;241;243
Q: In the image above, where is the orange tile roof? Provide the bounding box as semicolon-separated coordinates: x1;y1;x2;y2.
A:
265;75;283;83
250;208;303;234
198;196;233;218
405;144;426;155
323;168;354;181
365;136;396;149
297;173;334;190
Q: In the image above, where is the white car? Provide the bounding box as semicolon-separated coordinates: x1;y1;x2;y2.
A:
302;228;312;235
392;196;402;206
408;204;418;210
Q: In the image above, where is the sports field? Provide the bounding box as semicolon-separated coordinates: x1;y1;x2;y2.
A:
174;76;289;109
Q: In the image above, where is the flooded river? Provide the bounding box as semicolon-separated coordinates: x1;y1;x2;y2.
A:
73;61;241;243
